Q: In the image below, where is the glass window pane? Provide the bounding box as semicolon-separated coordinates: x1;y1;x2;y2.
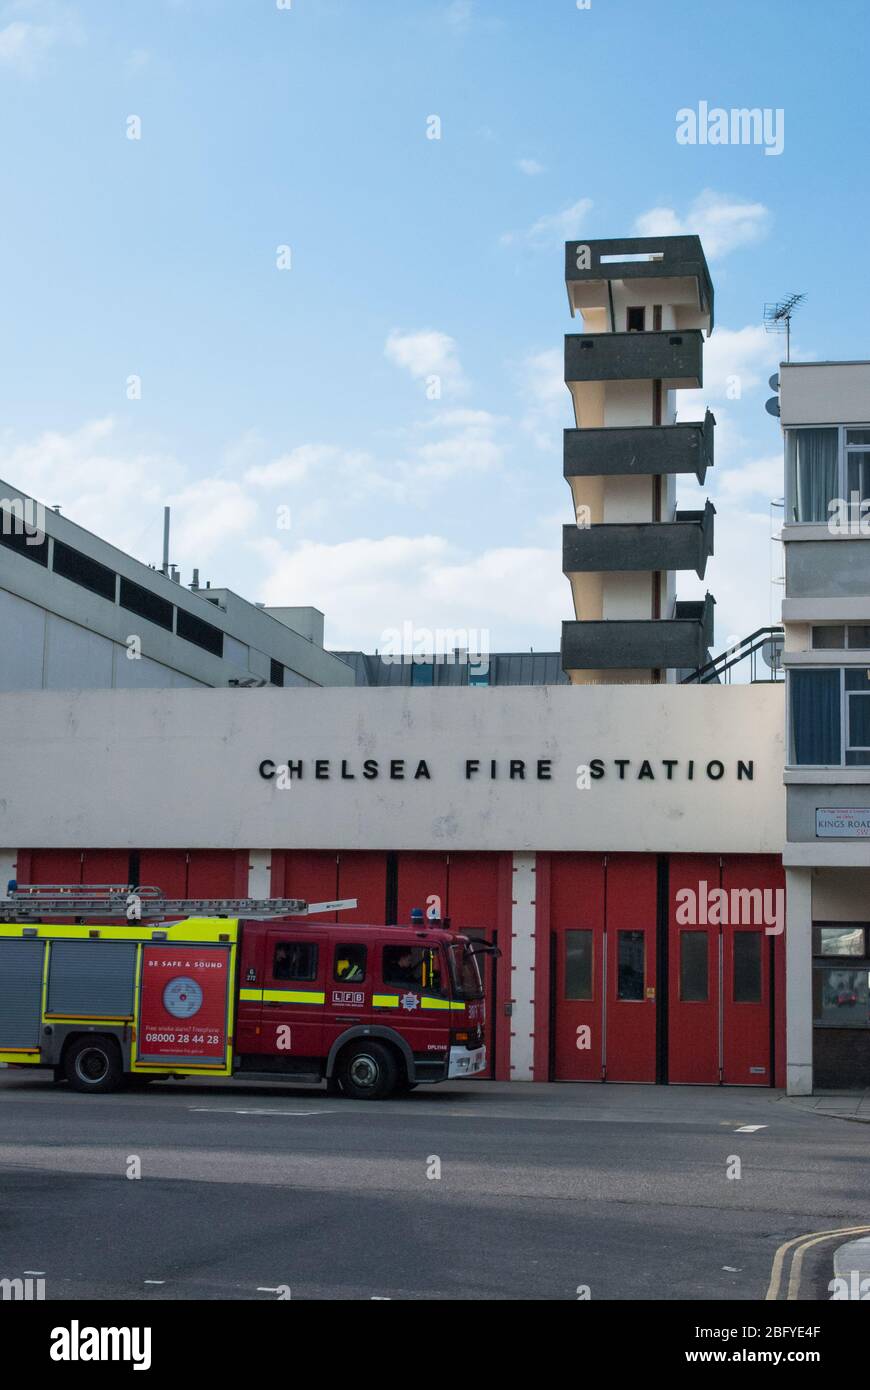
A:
811;626;846;649
334;944;366;983
411;662;435;686
272;942;318;981
679;932;708;1001
847;453;870;510
848;693;870;749
817;926;867;957
813;965;870;1028
847;430;870;446
847;626;870;648
565;930;593;1000
788;428;839;523
790;669;841;765
617;930;645;1001
733;932;762;1003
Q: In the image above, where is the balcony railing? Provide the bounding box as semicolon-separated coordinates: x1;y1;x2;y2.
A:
563;411;714;485
565;330;703;389
562;501;715;579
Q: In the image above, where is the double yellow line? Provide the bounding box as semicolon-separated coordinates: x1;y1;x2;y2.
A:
766;1224;870;1300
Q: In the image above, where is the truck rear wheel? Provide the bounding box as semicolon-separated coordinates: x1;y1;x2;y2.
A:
339;1041;398;1100
64;1037;123;1094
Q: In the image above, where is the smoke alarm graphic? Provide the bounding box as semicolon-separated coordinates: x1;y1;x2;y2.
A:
163;976;204;1019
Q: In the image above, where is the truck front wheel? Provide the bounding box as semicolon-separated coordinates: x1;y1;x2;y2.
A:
64;1037;123;1094
338;1041;398;1100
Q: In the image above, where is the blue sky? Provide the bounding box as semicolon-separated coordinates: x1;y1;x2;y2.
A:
0;0;867;652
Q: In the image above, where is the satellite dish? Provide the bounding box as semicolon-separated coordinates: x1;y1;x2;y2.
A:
769;373;780;391
762;636;784;671
765;397;781;417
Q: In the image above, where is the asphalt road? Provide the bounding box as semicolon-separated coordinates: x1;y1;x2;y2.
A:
0;1072;868;1301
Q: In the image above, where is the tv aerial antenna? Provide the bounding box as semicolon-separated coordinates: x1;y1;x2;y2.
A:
763;293;806;363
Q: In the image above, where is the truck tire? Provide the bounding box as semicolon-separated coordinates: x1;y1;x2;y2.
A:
338;1041;398;1100
64;1037;123;1095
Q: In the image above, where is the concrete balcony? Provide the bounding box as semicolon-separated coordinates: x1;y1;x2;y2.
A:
565;330;703;391
561;595;715;674
563;411;714;485
562;501;715;579
564;235;714;329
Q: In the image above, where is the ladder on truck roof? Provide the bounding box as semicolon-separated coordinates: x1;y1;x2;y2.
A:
0;884;358;924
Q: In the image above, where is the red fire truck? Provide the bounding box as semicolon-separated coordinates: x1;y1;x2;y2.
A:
0;885;495;1100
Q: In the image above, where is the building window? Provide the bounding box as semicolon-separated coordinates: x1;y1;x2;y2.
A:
790;667;870;766
119;577;173;632
468;670;490;687
813;925;870;1030
626;306;645;332
790;669;841;765
411;661;435;687
0;509;49;566
52;541;117;602
270;659;284;687
786;428;839;522
811;625;870;650
786;425;870;524
176;607;224;658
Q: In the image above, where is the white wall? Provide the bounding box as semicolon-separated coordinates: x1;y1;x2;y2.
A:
0;685;785;853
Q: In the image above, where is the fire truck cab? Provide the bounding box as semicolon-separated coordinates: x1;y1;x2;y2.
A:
0;887;492;1101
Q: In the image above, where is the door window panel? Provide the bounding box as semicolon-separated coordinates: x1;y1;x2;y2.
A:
565;930;593;1000
733;932;762;1004
383;945;444;993
333;944;366;983
272;942;318;981
617;930;645;1001
679;932;708;1002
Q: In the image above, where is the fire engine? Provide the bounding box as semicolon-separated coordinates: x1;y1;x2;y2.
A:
0;884;496;1100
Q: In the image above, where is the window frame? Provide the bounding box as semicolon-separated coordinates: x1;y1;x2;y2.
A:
787;665;870;767
784;423;870;526
271;940;319;983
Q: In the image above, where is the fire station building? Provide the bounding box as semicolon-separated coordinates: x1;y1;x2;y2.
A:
3;234;867;1094
0;683;786;1088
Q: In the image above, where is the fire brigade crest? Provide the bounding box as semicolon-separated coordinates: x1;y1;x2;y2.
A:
400;991;419;1012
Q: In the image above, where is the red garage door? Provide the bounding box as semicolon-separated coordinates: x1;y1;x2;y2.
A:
396;852;449;927
551;854;658;1084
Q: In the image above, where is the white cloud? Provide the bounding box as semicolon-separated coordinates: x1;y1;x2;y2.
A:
0;418;257;572
256;533;565;651
677;324;781;434
245;444;340;488
634;190;770;260
516;158;545;176
385;328;466;394
516;346;565;451
501;197;593;249
0;1;82;74
714;452;783;505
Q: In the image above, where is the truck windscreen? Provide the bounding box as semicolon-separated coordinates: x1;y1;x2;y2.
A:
449;942;484;1000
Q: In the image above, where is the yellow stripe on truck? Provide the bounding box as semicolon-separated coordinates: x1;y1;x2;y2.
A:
262;989;325;1005
373;994;399;1008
